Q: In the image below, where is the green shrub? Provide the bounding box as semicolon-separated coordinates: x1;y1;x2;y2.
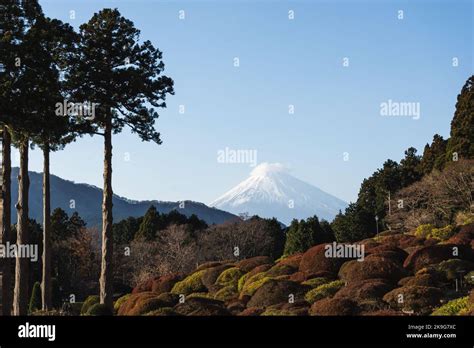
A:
302;277;329;288
305;280;345;304
431;297;469;316
86;303;113;316
214;286;238;301
414;224;434;238
171;270;207;295
237;273;250;292
431;225;456;241
29;282;42;313
81;295;100;315
240;273;271;297
215;267;244;288
114;294;131;314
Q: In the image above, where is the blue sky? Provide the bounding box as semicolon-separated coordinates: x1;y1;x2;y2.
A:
19;0;473;204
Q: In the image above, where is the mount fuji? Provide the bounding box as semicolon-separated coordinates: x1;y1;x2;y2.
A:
211;163;348;225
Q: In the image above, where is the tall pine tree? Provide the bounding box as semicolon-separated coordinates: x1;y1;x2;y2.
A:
28;15;78;311
69;9;174;310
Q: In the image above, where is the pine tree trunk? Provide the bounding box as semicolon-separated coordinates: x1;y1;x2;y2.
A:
1;127;12;315
13;138;29;316
99;115;114;311
41;146;51;310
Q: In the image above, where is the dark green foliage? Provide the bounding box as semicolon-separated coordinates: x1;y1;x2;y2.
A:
51;208;86;242
69;8;174;140
29;282;42;313
400;147;422;187
319;219;335;242
421;134;448;174
446;75;474;161
135;205;161;241
133;208;208;242
284;216;328;255
113;216;143;244
331;204;374;242
186;214;209;231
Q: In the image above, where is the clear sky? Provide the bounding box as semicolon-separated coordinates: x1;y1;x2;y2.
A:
19;0;473;204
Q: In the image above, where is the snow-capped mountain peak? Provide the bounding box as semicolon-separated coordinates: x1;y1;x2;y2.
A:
211;163;348;225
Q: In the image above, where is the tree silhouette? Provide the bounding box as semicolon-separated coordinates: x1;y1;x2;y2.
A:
446;75;474;162
1;0;44;316
70;8;174;310
28;15;78;311
0;0;26;316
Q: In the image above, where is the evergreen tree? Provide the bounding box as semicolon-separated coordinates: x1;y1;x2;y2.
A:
28;281;42;313
283;219;301;255
8;0;45;316
0;0;26;316
26;15;78;312
446;75;474;162
135;205;161;241
113;216;142;244
421;134;447;174
69;9;174;310
284;216;323;255
400;147;422;187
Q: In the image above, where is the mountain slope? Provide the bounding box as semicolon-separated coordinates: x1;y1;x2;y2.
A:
211;163;347;225
9;168;237;226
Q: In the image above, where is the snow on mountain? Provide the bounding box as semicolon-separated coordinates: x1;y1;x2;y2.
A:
211;163;348;225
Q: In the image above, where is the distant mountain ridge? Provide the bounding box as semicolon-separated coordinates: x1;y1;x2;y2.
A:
9;167;238;226
211;163;348;225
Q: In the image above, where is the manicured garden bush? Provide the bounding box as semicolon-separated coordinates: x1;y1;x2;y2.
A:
431;297;469;316
215;267;244;288
81;295;100;315
305;280;345;304
171;270;207;295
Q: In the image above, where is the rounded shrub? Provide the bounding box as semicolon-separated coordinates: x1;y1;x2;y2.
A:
215;267;244;288
81;295;100;315
305;280;345;304
240;273;272;297
431;225;456;241
114;294;131;314
171;270;207;295
431;297;469;316
86;303;113;316
214;286;238;301
414;224;435;238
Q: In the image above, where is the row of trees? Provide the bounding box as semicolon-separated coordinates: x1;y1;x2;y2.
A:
113;206;208;244
331;75;473;242
116;215;285;287
0;1;174;314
